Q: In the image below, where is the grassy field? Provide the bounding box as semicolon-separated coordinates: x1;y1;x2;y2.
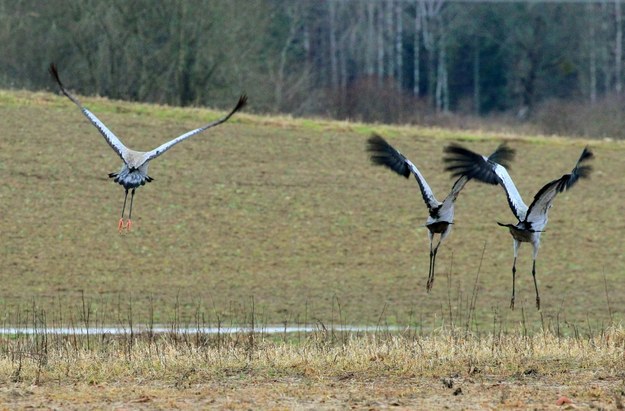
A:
1;89;624;330
1;89;625;408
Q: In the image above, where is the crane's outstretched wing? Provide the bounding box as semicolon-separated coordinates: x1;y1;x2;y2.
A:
436;175;469;221
367;134;441;211
140;95;247;165
49;63;130;165
493;164;528;222
443;143;527;221
524;147;593;231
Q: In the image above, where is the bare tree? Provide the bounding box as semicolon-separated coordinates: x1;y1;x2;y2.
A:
601;1;612;93
366;0;375;76
413;0;422;96
421;0;447;113
385;1;394;78
436;31;449;113
0;0;614;122
588;3;598;104
328;0;339;90
616;0;623;93
272;3;304;111
395;0;403;89
473;38;480;115
376;1;385;83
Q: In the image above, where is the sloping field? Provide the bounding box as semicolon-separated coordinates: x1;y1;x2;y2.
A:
0;90;623;330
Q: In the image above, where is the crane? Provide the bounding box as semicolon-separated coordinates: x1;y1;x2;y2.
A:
444;144;593;310
367;134;514;292
49;63;247;232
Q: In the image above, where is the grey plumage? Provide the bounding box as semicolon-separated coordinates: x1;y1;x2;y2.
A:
49;63;247;231
367;134;512;292
444;144;593;310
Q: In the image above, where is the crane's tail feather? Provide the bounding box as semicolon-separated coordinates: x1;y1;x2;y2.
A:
108;171;153;188
366;134;411;178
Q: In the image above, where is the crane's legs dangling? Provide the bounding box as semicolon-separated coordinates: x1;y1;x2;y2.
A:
118;189;135;233
118;189;129;233
427;238;442;293
510;257;517;310
127;189;135;231
532;260;540;310
427;235;435;292
510;240;520;310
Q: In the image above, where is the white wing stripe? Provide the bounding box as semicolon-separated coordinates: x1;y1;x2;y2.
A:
524;182;559;231
141;127;204;163
438;175;468;221
405;159;442;210
494;164;528;221
141;95;247;165
81;108;129;163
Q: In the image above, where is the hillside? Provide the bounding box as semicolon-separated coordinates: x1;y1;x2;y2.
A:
1;89;623;330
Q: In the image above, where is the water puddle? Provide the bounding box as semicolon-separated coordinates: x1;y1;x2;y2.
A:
0;325;406;335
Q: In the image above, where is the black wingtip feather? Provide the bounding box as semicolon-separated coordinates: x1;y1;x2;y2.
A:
578;146;594;162
574;147;594;179
48;63;64;89
443;143;511;185
48;62;85;108
215;94;247;124
487;143;515;169
366;134;410;178
235;94;248;112
556;146;594;192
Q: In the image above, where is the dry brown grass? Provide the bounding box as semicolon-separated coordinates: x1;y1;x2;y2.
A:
1;327;625;409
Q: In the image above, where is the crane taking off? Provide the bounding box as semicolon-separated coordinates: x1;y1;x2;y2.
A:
367;134;514;292
444;144;593;310
49;63;247;233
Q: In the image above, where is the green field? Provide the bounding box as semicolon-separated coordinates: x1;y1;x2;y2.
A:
1;89;624;330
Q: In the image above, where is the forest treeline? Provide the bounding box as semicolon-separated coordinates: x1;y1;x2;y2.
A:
2;0;625;138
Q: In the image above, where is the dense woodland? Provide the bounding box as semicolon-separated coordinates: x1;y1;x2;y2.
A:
2;0;625;137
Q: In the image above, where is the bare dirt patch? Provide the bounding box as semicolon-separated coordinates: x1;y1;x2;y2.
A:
0;373;622;409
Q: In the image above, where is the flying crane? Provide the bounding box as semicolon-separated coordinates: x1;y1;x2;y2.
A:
49;63;247;232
